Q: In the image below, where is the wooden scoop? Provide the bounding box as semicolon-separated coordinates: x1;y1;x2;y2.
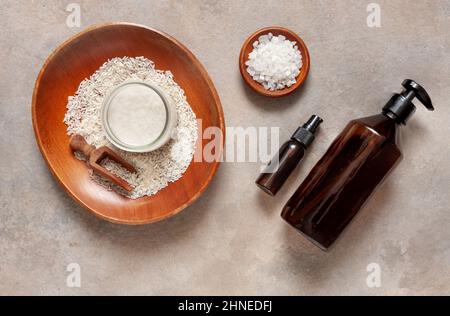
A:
69;134;136;192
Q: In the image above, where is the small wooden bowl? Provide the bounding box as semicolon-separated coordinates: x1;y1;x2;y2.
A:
239;27;310;97
32;23;225;225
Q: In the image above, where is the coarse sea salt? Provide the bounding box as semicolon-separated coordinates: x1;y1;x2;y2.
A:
63;56;198;199
245;33;302;91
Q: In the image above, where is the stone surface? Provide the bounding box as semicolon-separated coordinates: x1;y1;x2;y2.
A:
1;0;449;295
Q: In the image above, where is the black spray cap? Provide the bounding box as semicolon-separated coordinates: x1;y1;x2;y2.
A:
292;115;323;148
382;79;434;125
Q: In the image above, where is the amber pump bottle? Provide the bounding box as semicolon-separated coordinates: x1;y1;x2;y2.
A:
256;115;323;196
281;80;434;250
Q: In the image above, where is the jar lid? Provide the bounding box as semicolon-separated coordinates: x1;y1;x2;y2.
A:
101;80;177;153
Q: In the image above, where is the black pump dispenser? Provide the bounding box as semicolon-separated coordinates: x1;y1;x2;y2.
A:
291;115;323;148
382;79;434;124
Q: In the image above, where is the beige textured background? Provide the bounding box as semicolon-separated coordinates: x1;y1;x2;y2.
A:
1;0;449;295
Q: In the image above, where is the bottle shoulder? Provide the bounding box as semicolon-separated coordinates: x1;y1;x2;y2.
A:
284;139;306;151
348;114;399;144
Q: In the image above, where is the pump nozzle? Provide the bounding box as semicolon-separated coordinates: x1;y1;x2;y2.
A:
401;79;434;110
383;79;434;124
292;115;323;148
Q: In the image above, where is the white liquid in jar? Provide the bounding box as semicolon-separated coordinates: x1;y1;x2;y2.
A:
107;83;167;147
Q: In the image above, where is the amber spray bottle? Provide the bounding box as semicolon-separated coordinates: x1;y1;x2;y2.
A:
281;80;434;250
256;115;323;196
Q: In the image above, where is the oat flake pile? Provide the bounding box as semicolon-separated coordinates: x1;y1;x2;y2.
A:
64;57;198;199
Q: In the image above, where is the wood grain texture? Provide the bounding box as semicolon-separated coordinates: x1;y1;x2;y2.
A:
239;26;310;97
32;23;225;225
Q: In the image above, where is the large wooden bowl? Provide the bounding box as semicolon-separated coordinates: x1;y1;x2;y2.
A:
32;23;225;224
239;26;310;97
